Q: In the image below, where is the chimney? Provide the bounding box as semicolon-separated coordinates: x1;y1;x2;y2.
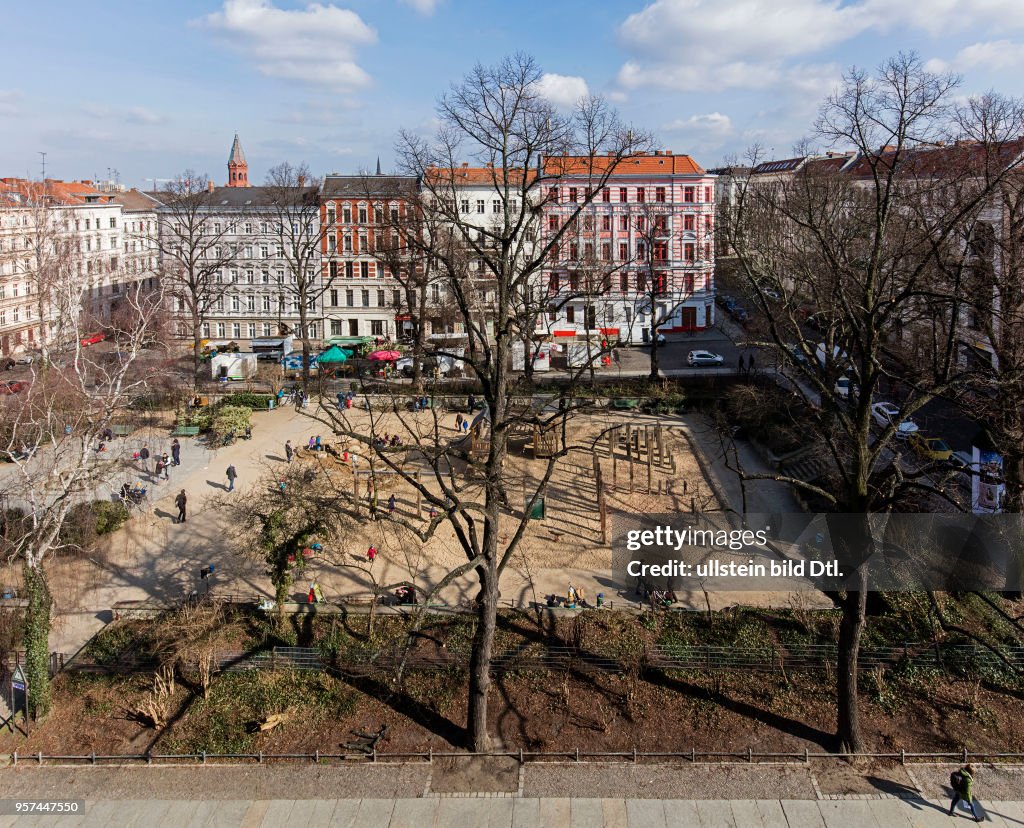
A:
298;175;306;188
207;180;215;193
461;162;469;168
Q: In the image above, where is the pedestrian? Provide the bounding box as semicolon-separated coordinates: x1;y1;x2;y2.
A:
949;764;981;821
285;440;293;463
162;454;170;479
748;353;756;372
315;435;322;452
429;504;437;519
139;443;150;473
171;438;181;467
462;420;469;433
367;545;377;562
154;455;165;481
738;355;745;373
175;489;187;523
388;494;396;514
455;412;464;432
226;464;237;492
308;436;315;450
467;393;475;413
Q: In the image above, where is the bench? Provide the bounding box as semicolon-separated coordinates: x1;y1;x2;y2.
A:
172;425;201;437
610;398;639;410
111;424;133;437
112;599;176;620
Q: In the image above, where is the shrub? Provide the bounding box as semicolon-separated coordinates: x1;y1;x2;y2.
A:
220;392;273;410
210;405;251;441
60;500;129;548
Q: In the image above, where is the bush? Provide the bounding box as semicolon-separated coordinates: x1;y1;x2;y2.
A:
220;392;273;410
60;500;129;549
211;405;251;441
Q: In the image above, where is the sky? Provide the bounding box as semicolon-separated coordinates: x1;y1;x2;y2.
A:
3;0;1024;189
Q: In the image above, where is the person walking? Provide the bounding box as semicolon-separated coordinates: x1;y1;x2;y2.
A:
367;545;377;563
171;438;181;467
285;440;293;463
949;764;981;821
175;489;187;523
139;443;151;473
455;412;464;432
388;494;396;515
748;353;756;373
467;393;476;413
154;455;166;482
226;464;237;492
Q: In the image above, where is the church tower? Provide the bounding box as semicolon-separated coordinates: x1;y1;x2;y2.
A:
227;133;249;187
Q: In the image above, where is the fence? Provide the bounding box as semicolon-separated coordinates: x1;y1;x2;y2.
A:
62;641;1024;678
8;747;1024;767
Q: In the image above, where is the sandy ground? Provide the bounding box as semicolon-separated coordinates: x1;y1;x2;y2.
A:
1;400;830;658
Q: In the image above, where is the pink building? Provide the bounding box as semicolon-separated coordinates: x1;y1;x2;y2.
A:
541;151;715;342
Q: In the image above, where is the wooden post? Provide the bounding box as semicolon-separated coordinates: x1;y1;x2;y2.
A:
612;455;617;489
608;427;615;457
647;432;653;494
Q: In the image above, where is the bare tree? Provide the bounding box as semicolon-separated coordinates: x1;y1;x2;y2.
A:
0;280;163;718
263;163;330;388
149;172;240;379
722;53;1024;751
305;54;650;752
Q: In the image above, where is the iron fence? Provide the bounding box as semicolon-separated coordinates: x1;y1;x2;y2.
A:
7;747;1024;767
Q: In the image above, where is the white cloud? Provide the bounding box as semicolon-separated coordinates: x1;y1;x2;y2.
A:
80;104;167;125
199;0;377;89
0;89;23;116
401;0;441;14
926;40;1024;73
615;0;1024;94
536;73;589;108
662;112;734;137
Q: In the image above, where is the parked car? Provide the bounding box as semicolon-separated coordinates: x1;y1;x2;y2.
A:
0;380;28;394
908;433;953;462
643;333;667;346
785;342;812;366
80;332;106;346
687;350;724;367
834;376;856;399
397;356;452;378
870;402;919;439
13;352;35;365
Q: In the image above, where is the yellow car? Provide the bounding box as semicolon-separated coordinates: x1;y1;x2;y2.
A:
908;433;952;462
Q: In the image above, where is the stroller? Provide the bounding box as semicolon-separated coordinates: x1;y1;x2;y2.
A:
118;481;148;510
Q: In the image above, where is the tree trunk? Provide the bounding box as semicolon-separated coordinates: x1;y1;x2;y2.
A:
466;559;499;751
649;319;660;381
298;302;311;390
836;582;866;753
191;307;202;386
23;562;52;721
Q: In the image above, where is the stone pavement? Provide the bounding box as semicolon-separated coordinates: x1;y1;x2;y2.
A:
0;796;1022;826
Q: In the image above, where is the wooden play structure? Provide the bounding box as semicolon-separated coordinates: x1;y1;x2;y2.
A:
600;423;677;494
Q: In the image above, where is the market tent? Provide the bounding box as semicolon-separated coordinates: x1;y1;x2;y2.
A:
367;350;401;361
317;345;349;363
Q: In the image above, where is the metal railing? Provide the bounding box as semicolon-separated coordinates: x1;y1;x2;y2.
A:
62;641;1024;677
7;747;1024;767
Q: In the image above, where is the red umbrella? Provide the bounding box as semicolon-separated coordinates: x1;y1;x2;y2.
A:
367;350;401;361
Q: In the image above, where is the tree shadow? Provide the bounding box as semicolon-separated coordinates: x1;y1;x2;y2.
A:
645;669;836;751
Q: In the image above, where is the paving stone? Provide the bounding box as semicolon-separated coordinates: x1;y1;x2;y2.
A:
755;799;789;828
568;798;604;828
695;799;738;827
626;798;668;828
779;800;826;828
511;799;541;828
538;797;572;828
661;799;700;828
390;798;438;828
355;798;396;826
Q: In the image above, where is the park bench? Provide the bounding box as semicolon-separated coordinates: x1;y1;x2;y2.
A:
112;599;176;620
610;398;639;410
111;424;133;437
172;425;201;437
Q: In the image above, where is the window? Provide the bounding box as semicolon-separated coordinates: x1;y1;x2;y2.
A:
244;223;253;234
635;216;646;232
655;187;666;203
262;296;272;312
377;289;385;307
328;235;336;252
601;243;611;261
330;289;339;307
326;207;336;225
231;296;240;312
619;242;629;260
329;261;339;279
620;273;629;292
331;320;343;335
619;216;629;232
492;200;501;213
345;262;354;278
705;215;713;233
361;289;370;307
637;187;645;203
704;242;712;260
600;187;610;203
260;245;268;258
358;206;367;224
370;320;384;336
549;273;560;294
248;323;256;338
566;306;575;323
569;272;580;292
110;217;117;228
360;262;369;278
346;289;354;307
704;186;712;202
461;199;470;213
358;234;367;253
636;273;646;292
374;206;383;224
684;244;695;261
393;290;401;307
619;187;628;203
548;186;558;202
232;323;241;338
216;323;225;338
684;214;695;231
549;215;561;232
342;206;351;223
263;323;272;337
247;296;255;312
568;188;578;203
431;284;440;303
343;235;352;252
684;187;695;203
476;200;485;214
654;242;668;261
602;216;611;231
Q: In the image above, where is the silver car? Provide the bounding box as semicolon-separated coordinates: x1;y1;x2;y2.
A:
687;350;724;367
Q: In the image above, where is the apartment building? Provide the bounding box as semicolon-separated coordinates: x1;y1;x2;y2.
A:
541;151;717;342
319;173;416;341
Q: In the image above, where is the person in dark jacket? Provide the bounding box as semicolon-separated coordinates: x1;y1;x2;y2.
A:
171;438;181;466
175;490;187;523
226;464;237;492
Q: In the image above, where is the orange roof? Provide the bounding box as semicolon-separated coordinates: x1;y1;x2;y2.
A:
544;152;705;177
424;165;534;186
0;177;112;207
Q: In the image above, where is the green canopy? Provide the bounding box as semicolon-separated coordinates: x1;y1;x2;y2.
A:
317;345;349;364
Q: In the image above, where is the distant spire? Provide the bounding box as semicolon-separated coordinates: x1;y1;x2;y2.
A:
228;133;247;165
376;156;382;176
